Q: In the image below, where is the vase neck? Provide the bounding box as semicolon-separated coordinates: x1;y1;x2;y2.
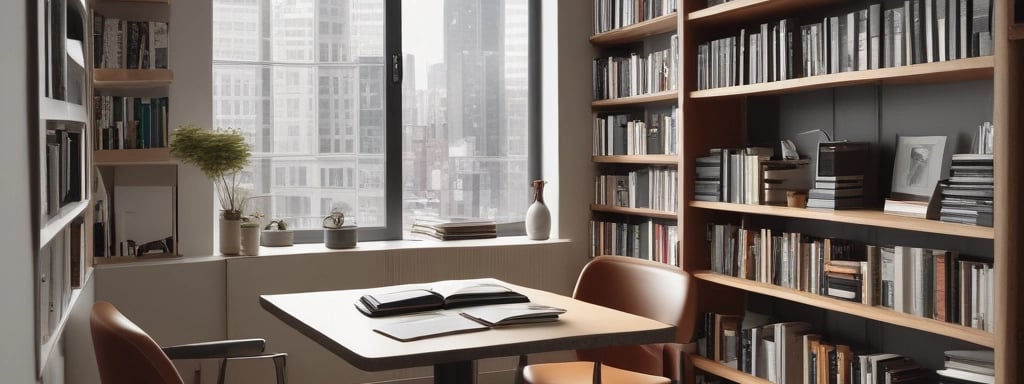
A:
532;180;545;204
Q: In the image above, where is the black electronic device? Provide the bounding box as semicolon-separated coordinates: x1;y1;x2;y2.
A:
816;141;870;179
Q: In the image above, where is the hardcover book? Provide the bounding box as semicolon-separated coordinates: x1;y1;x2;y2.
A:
356;279;530;317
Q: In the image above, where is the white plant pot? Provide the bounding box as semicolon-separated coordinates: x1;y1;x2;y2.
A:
240;226;261;256
262;230;294;247
219;217;241;256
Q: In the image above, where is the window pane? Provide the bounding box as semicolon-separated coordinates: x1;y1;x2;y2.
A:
401;0;530;229
213;0;386;230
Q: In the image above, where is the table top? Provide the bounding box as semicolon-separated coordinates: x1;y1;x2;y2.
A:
259;278;676;371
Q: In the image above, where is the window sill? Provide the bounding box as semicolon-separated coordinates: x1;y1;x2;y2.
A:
94;236;572;269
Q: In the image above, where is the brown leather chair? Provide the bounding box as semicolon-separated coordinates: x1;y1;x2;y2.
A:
90;301;287;384
520;256;698;384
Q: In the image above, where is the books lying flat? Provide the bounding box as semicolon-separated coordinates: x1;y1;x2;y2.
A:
356;279;530;317
410;218;497;240
373;314;489;341
459;303;567;326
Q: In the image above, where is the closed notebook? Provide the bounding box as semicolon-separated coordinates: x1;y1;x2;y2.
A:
373;314;489;342
458;304;566;326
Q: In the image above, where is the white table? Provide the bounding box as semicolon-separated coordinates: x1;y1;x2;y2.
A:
259;278;675;384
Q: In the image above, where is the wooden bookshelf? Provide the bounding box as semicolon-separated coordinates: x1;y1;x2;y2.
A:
592;90;678;108
686;0;839;28
591;13;677;45
689;201;995;239
690;56;994;99
590;204;677;220
93;68;173;90
1010;24;1024;40
693;271;996;348
689;355;773;384
95;147;172;165
593;155;679;165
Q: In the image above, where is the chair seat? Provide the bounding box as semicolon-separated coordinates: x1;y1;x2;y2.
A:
522;361;670;384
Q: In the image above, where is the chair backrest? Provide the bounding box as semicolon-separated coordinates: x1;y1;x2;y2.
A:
90;301;184;384
572;256;697;377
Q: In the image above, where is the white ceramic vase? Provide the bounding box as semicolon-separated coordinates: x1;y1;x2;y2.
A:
240;226;261;256
525;180;551;240
219;217;241;256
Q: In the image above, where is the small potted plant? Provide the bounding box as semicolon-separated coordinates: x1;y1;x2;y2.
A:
262;219;294;247
169;125;251;255
322;210;357;249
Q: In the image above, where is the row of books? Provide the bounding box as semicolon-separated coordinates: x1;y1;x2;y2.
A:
93;15;169;70
939;153;993;226
698;314;935;384
706;223;995;331
93;96;170;150
592;34;679;100
695;0;992;90
44;127;83;218
592;107;678;156
695;148;813;205
594;167;678;213
592;0;677;35
589;219;678;266
937;350;995;383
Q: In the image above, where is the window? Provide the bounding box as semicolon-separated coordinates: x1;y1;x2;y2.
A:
213;0;535;242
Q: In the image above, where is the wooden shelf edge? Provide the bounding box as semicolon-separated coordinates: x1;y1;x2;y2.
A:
93;69;174;89
687;0;839;26
592;90;679;107
591;204;677;219
91;0;170;5
95;148;173;165
1010;24;1024;40
688;201;995;239
591;13;678;45
40;200;90;249
593;155;679;165
690;56;994;99
690;354;773;384
693;271;996;348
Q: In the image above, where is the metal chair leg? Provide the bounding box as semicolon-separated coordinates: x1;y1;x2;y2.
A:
217;358;228;384
515;355;528;384
273;353;287;384
592;361;602;384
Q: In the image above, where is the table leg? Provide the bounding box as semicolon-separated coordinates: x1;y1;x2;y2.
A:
433;360;476;384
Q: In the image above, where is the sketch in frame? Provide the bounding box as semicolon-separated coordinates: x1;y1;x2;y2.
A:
891;135;947;200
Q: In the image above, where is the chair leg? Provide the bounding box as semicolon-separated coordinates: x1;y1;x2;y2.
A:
272;354;287;384
217;358;228;384
514;355;528;384
592;361;602;384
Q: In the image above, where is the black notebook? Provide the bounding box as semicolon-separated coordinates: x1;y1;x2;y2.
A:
356;279;530;317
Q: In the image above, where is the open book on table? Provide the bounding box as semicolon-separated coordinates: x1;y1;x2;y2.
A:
356;279;530;317
373;304;567;342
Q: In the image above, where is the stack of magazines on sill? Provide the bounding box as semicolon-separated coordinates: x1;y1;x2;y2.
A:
409;217;497;241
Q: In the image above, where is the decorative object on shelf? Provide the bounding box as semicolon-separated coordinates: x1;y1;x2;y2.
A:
240;221;260;256
262;219;294;247
526;179;550;240
891;135;947;201
786;190;808;208
168;125;251;255
323;210;357;249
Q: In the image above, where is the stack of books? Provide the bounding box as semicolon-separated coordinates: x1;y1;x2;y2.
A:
807;175;864;210
939;154;994;226
694;151;722;202
410;218;497;241
937;350;994;384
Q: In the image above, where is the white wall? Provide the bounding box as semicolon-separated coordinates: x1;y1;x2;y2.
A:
0;0;41;382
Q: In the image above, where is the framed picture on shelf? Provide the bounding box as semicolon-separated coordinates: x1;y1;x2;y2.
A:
890;135;946;200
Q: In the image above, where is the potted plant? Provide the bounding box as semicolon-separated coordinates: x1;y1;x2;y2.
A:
169;124;251;255
262;219;294;247
322;210;357;249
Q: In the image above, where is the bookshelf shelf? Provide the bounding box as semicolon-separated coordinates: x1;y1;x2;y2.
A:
38;287;84;374
690;355;773;384
39;98;89;123
93;252;180;265
689;201;995;239
693;271;996;348
690;56;994;99
592;90;678;108
593;155;679;165
39;200;90;249
93;68;173;90
686;0;839;28
591;13;677;45
590;204;677;220
95;147;172;165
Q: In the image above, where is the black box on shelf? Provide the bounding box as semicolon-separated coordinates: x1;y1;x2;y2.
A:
816;141;870;178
